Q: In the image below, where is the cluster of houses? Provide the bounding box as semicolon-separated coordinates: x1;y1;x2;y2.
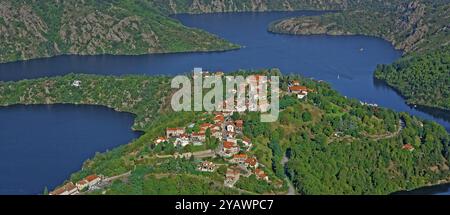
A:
49;174;102;195
223;153;269;188
156;111;250;150
151;73;315;189
154;109;270;188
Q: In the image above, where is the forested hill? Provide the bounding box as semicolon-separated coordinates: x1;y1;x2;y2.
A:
0;0;238;63
268;0;450;111
375;47;450;110
148;0;417;14
2;0;439;64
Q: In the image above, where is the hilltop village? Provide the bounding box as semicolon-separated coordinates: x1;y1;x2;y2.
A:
150;75;311;189
49;71;313;194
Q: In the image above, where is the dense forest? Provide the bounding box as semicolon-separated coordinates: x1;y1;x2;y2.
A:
375;47;450;111
1;70;448;194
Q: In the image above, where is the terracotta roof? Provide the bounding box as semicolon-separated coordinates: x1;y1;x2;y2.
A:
191;132;205;136
245;158;257;166
289;86;308;92
85;174;99;182
233;154;247;159
402;144;415;151
65;182;77;191
167;127;184;131
235;120;243;127
214;115;225;122
223;141;235;149
201;123;213;128
77;180;88;185
255;169;267;178
50;187;66;195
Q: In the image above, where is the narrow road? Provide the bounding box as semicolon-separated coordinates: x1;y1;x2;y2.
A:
281;154;297;195
368;119;404;141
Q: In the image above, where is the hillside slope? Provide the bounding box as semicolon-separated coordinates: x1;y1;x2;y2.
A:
269;0;450;111
0;0;238;63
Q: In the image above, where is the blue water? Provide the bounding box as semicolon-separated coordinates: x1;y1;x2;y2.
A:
0;11;449;194
0;105;140;194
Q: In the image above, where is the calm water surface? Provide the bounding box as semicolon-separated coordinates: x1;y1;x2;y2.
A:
0;105;140;194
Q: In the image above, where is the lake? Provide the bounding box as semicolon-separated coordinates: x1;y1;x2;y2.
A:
0;105;140;194
0;11;448;194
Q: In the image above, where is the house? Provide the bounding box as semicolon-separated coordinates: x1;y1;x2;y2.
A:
221;141;240;157
154;136;167;145
242;137;252;149
200;123;213;132
166;127;185;138
191;132;206;144
244;157;258;169
197;161;217;172
75;179;88;190
224;130;235;139
214;114;225;124
289;85;309;99
85;174;102;188
235;120;243;131
402;144;415;152
297;91;308;99
224;168;241;188
50;182;78;195
225;123;235;133
72;80;81;87
174;134;190;147
289;85;308;94
290;80;300;86
255;169;269;181
230;154;248;163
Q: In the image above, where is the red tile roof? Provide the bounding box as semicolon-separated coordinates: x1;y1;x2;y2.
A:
167;127;184;131
201;123;212;128
245;158;257;166
214;115;225;122
223;141;235;149
233;154;247;159
191;132;205;137
402;144;415;151
85;174;99;182
235;120;243;127
289;86;308;92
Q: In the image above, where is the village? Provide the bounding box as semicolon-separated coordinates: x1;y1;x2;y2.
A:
49;70;313;194
151;73;312;188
